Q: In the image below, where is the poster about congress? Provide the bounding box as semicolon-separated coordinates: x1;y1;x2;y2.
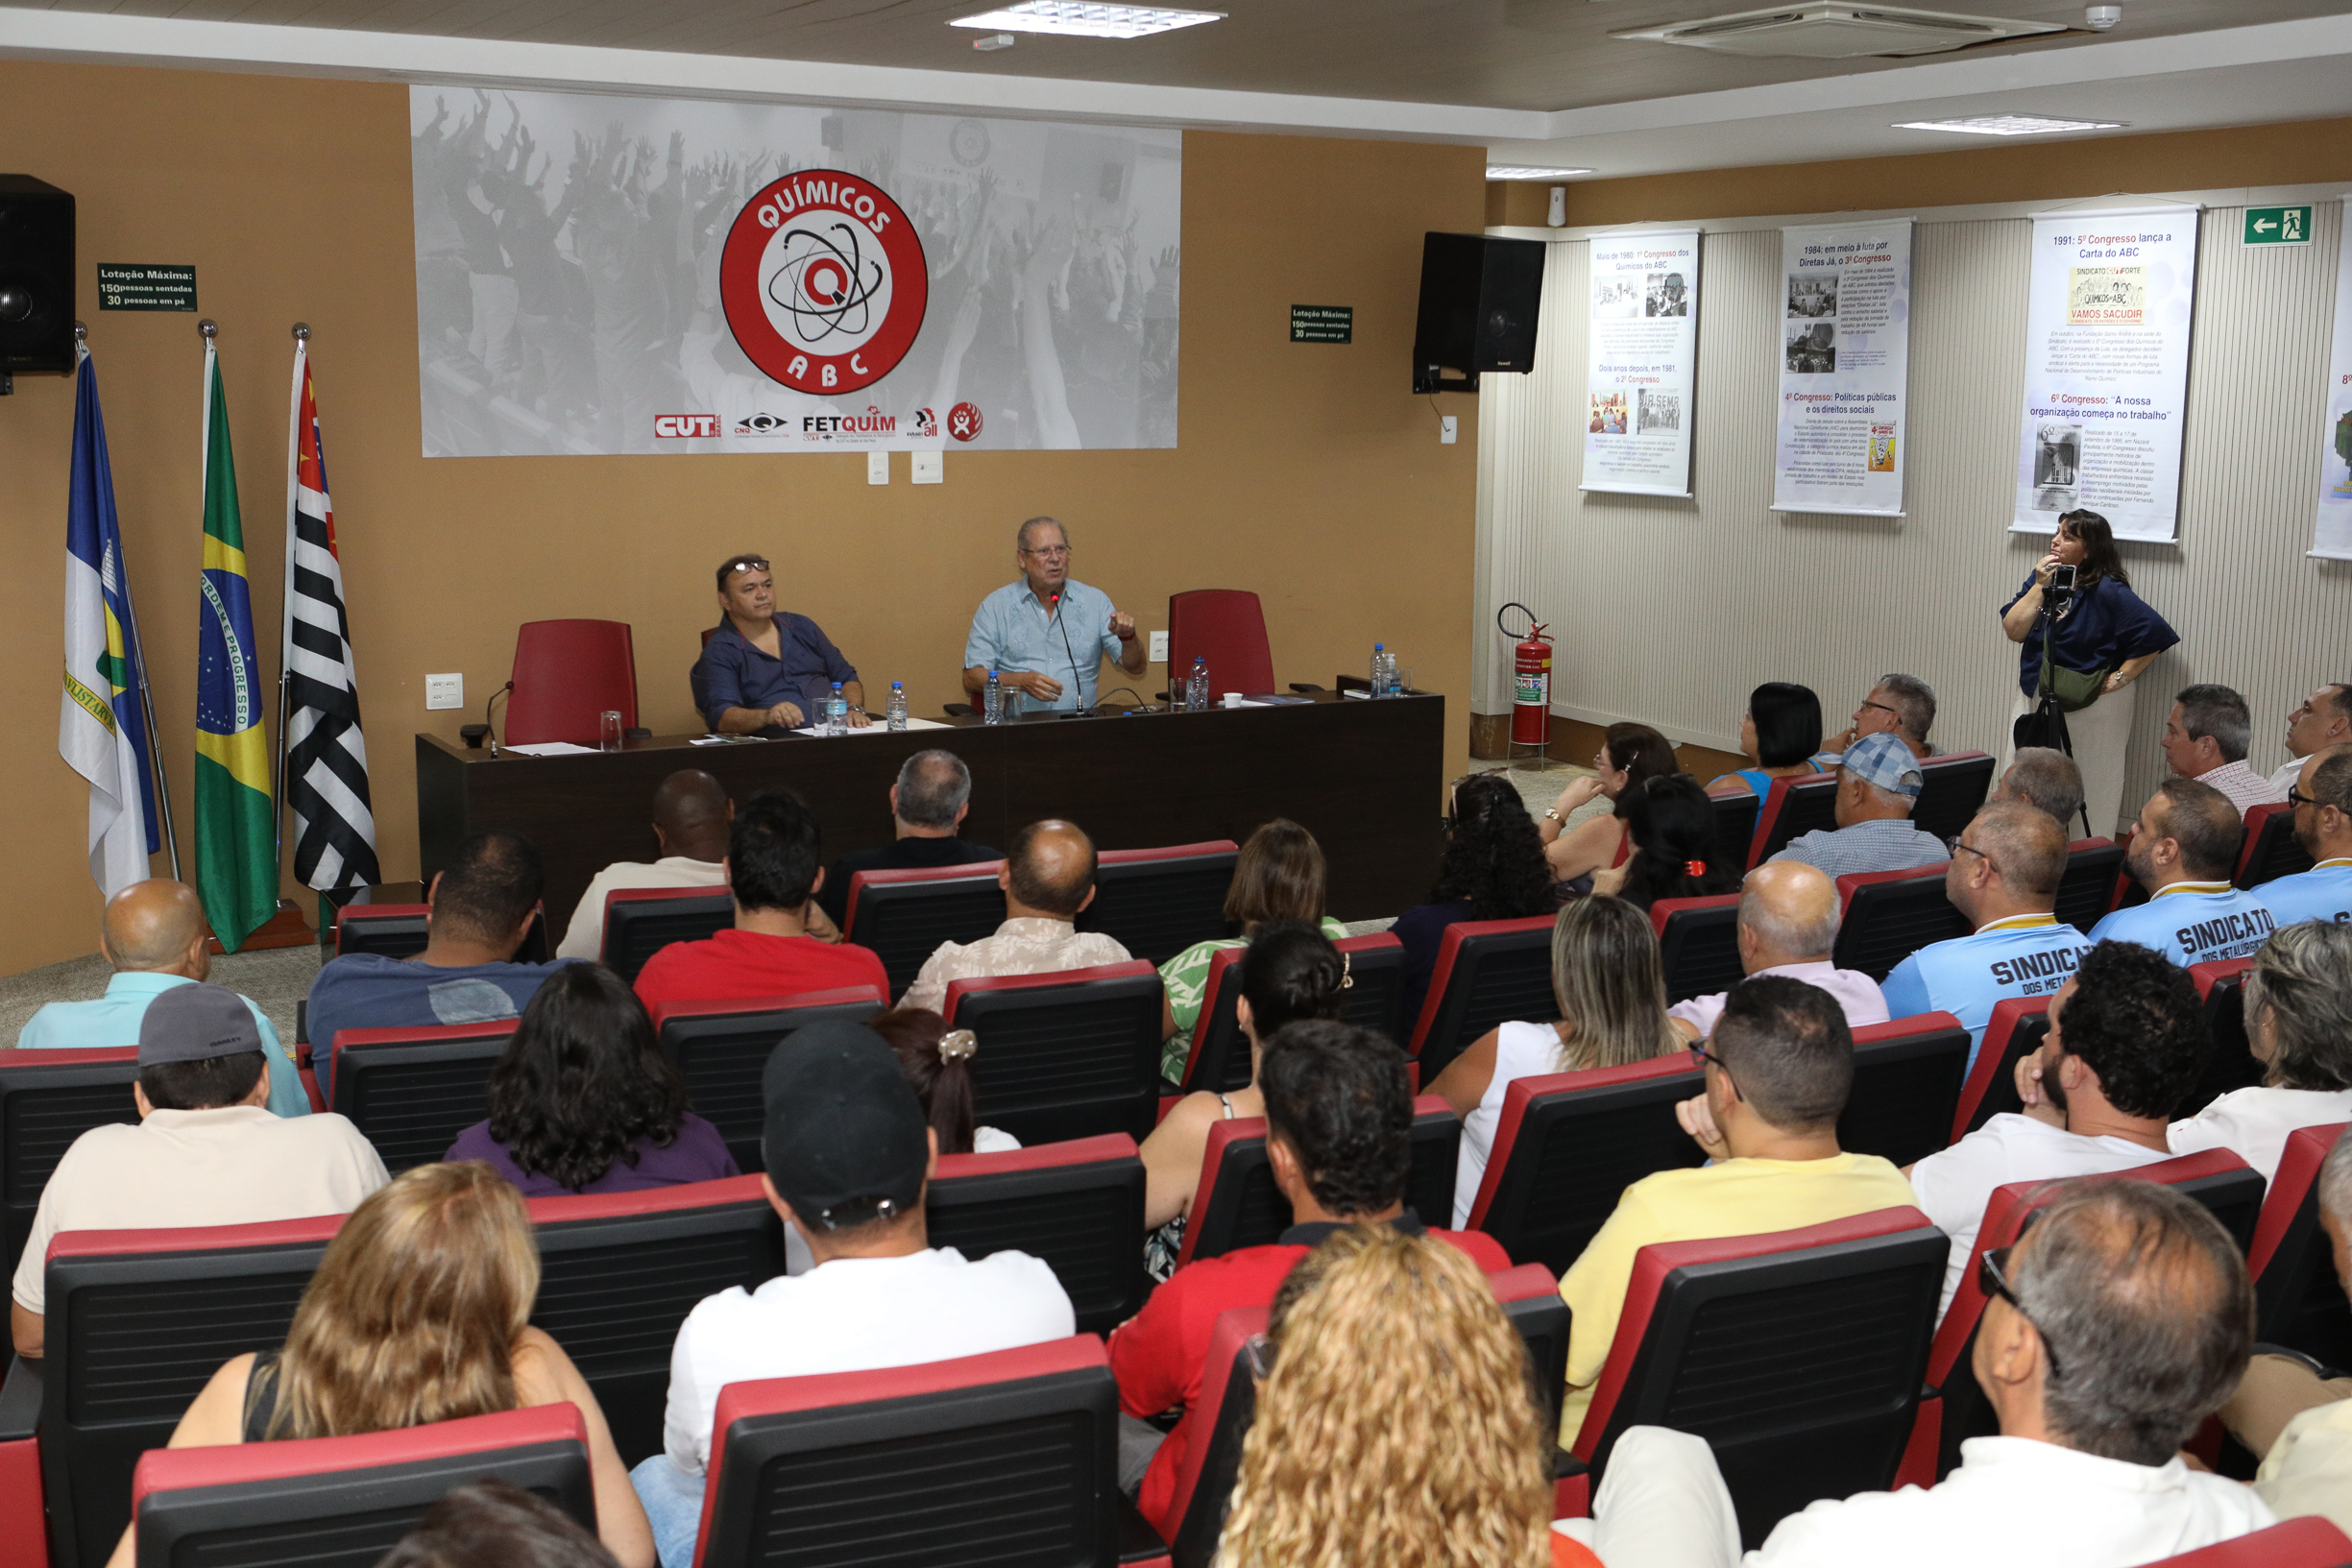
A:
408;87;1181;456
1771;219;1912;518
2314;197;2352;561
2011;205;2199;542
1583;229;1701;497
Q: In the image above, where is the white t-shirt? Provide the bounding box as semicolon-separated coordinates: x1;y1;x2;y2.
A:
1454;1020;1571;1228
555;856;731;961
2168;1085;2352;1186
1669;961;1891;1040
1906;1113;2171;1318
661;1245;1075;1473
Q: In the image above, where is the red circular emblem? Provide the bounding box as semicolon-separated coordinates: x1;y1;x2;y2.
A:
948;401;984;443
720;172;929;396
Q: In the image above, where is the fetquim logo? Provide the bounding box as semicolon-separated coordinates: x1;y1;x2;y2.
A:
721;171;929;397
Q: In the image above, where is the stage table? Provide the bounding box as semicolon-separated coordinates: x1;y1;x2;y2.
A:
416;692;1445;935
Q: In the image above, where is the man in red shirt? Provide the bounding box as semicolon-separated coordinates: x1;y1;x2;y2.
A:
634;786;888;1011
1109;1019;1511;1532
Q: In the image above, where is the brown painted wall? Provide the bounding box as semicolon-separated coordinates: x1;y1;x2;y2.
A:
1488;113;2352;229
0;60;1483;977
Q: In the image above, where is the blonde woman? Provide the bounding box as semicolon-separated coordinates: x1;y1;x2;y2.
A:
106;1162;653;1568
1215;1223;1555;1568
1431;897;1684;1225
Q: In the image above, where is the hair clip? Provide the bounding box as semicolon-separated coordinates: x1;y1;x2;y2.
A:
937;1028;978;1063
1339;950;1354;990
1684;860;1708;878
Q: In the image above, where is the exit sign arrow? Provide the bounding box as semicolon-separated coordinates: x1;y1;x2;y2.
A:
2243;205;2314;246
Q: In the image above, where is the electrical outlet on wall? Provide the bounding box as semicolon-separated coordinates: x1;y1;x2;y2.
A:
866;451;889;485
1441;416;1458;445
1149;630;1170;663
425;673;464;711
910;451;943;484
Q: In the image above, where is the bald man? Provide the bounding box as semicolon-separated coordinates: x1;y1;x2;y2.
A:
16;880;308;1117
1668;862;1890;1040
557;769;736;960
899;820;1132;1013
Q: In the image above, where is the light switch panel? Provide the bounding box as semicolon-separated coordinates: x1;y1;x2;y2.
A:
910;451;943;485
866;451;889;485
1149;630;1170;663
425;673;464;711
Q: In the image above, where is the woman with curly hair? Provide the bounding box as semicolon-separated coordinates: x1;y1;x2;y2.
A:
1215;1223;1558;1568
1393;773;1555;1028
1593;774;1742;915
446;962;737;1196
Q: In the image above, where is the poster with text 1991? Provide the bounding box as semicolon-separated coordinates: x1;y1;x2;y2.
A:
1582;230;1700;498
1771;219;1911;518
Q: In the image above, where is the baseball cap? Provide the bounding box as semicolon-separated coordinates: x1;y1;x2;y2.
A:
761;1020;930;1229
1843;732;1925;799
138;982;264;1067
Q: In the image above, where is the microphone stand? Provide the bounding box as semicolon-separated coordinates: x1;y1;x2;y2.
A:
1050;591;1093;719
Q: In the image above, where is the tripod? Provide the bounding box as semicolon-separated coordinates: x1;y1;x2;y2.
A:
2015;586;2096;840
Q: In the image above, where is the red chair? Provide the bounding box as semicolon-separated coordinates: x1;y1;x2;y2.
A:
650;988;887;1171
1840;1012;1970;1169
0;1046;140;1268
504;617;638;747
598;886;735;981
2249;1122;2352;1371
1409;914;1559;1078
1166;590;1274;698
1708;787;1760;871
842;860;1006;999
327;1017;519;1172
333;901;547;963
1554;1208;1946;1547
1173;1097;1462;1268
1747;774;1841;867
1174;933;1408;1091
0;1357;38;1567
1651;894;1742;1005
2186;958;2267;1119
927;1135;1149;1337
1077;840;1240;967
127;1405;594;1568
1913;751;1996;844
2241;801;2316;890
1831;865;1964;982
1952;997;2051;1142
945;962;1166;1145
1334;931;1409;1045
2055;836;2126;929
2144;1517;2352;1566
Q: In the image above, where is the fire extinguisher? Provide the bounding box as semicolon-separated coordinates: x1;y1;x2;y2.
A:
1499;602;1552;748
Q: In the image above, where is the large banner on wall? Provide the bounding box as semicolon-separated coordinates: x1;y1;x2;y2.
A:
2315;197;2352;561
1582;229;1700;497
2011;205;2199;543
408;88;1181;456
1771;219;1911;517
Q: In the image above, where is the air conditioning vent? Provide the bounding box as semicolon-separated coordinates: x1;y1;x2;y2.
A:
1612;2;2065;58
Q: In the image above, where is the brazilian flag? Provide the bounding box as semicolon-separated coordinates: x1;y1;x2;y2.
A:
195;344;277;952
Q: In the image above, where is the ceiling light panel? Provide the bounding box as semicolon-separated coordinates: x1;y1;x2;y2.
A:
1488;165;1597;180
950;3;1224;39
1893;114;2126;135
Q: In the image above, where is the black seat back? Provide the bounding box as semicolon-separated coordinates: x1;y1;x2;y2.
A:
2185;965;2267;1122
1411;917;1559;1080
0;1048;140;1271
2241;802;2316;890
2252;1123;2352;1371
336;905;546;963
1749;775;1841;867
1335;935;1408;1046
653;992;886;1172
844;866;1006;998
1709;791;1759;870
1178;1101;1462;1267
1831;869;1966;982
332;1031;508;1174
949;965;1165;1146
1838;1018;1969;1170
2054;839;2125;930
1913;753;1995;844
1077;843;1238;965
927;1137;1149;1338
599;889;735;982
1960;1009;2051;1137
1654;897;1742;1005
1178;948;1250;1094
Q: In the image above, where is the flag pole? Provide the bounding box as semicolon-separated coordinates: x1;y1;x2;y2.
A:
272;323;306;883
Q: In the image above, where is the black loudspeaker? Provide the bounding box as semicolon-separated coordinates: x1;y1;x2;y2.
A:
1412;231;1544;395
0;175;75;377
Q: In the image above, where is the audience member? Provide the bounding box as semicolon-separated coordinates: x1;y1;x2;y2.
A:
2165;683;2289;817
108;1163;652;1568
1909;939;2204;1316
1767;732;1946;877
1821;672;1938;763
867;1007;1016;1154
1392;772;1553;1027
1595;774;1742;913
1571;1181;2268;1568
898;819;1129;1013
1706;682;1828;798
1992;746;2087;836
2263;744;2352;927
556;771;733;962
1539;723;1679;887
1110;1019;1509;1535
1879;803;2092;1067
2168;923;2352;1182
2088;778;2275;965
446;964;737;1197
631;788;887;1012
373;1479;620;1568
15;878;306;1117
2223;1125;2352;1539
1215;1224;1555;1568
1431;897;1684;1225
1156;819;1348;1080
633;1021;1073;1568
11;983;386;1360
1668;862;1889;1039
1140;923;1348;1278
1555;977;1915;1441
811;749;1001;929
2272;684;2352;795
308;832;570;1100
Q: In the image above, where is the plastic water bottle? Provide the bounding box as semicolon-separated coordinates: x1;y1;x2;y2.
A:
1187;656;1209;712
826;682;847;736
1383;647;1401;697
1370;642;1387;698
886;682;908;732
984;670;1004;725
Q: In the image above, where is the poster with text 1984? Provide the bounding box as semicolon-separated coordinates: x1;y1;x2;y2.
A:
1772;219;1911;518
2313;197;2352;561
2012;205;2198;543
1582;230;1700;498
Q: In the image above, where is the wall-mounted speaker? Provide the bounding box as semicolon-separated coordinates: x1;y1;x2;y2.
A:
1411;231;1544;395
0;175;75;376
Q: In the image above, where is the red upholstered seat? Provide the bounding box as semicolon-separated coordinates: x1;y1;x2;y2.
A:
1409;914;1559;1077
2248;1122;2352;1371
334;901;547;963
1952;997;2051;1141
1651;894;1742;1005
504;617;637;747
842;860;1006;997
0;1045;141;1268
1077;840;1240;966
2240;801;2316;889
943;962;1166;1145
598;886;736;981
2056;836;2126;929
1831;864;1964;981
1912;751;1995;843
1166;590;1275;697
1840;1011;1970;1169
2142;1517;2352;1566
1173;1096;1462;1268
327;1017;519;1173
2185;958;2267;1118
928;1134;1149;1336
1747;773;1841;867
648;987;886;1171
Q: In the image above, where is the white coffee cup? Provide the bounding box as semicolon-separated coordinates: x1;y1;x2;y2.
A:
1222;692;1245;709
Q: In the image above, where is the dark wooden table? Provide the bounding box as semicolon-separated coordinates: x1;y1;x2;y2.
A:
416;692;1445;936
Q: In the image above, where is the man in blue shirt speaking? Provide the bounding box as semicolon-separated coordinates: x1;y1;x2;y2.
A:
700;553;867;734
963;518;1146;715
2090;778;2276;966
2260;745;2352;927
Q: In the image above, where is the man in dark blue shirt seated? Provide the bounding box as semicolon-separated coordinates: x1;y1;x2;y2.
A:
699;553;866;734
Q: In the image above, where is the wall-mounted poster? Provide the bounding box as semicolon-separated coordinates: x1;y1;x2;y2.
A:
2011;205;2199;542
1771;219;1911;518
2314;197;2352;561
407;87;1181;456
1582;229;1700;497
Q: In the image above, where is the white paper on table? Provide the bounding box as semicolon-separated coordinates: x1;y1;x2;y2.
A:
790;717;951;736
503;741;598;756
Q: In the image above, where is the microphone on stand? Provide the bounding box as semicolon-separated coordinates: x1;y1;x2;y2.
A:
1050;590;1092;718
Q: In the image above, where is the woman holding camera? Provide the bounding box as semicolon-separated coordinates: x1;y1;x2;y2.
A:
1999;509;2176;838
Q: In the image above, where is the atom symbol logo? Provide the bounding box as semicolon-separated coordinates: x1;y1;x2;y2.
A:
768;220;885;348
720;170;928;396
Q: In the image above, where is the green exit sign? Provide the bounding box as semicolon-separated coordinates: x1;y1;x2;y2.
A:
2243;205;2313;246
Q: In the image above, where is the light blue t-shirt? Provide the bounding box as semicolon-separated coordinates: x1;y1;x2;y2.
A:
2257;861;2352;929
963;578;1128;713
2087;883;2278;969
1879;915;2093;1071
14;971;309;1118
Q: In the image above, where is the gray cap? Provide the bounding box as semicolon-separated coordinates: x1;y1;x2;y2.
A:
138;982;263;1067
1843;732;1925;799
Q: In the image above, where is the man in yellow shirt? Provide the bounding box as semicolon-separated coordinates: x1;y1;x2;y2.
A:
1558;975;1919;1443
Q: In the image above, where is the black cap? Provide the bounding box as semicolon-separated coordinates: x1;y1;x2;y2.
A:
138;982;263;1067
762;1020;930;1229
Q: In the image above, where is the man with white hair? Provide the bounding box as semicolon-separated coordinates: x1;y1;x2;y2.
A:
1822;673;1937;763
1668;861;1888;1040
1769;733;1946;878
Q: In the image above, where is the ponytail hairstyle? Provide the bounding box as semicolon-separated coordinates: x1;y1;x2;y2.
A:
1615;774;1741;912
1238;921;1349;1045
870;1009;982;1156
